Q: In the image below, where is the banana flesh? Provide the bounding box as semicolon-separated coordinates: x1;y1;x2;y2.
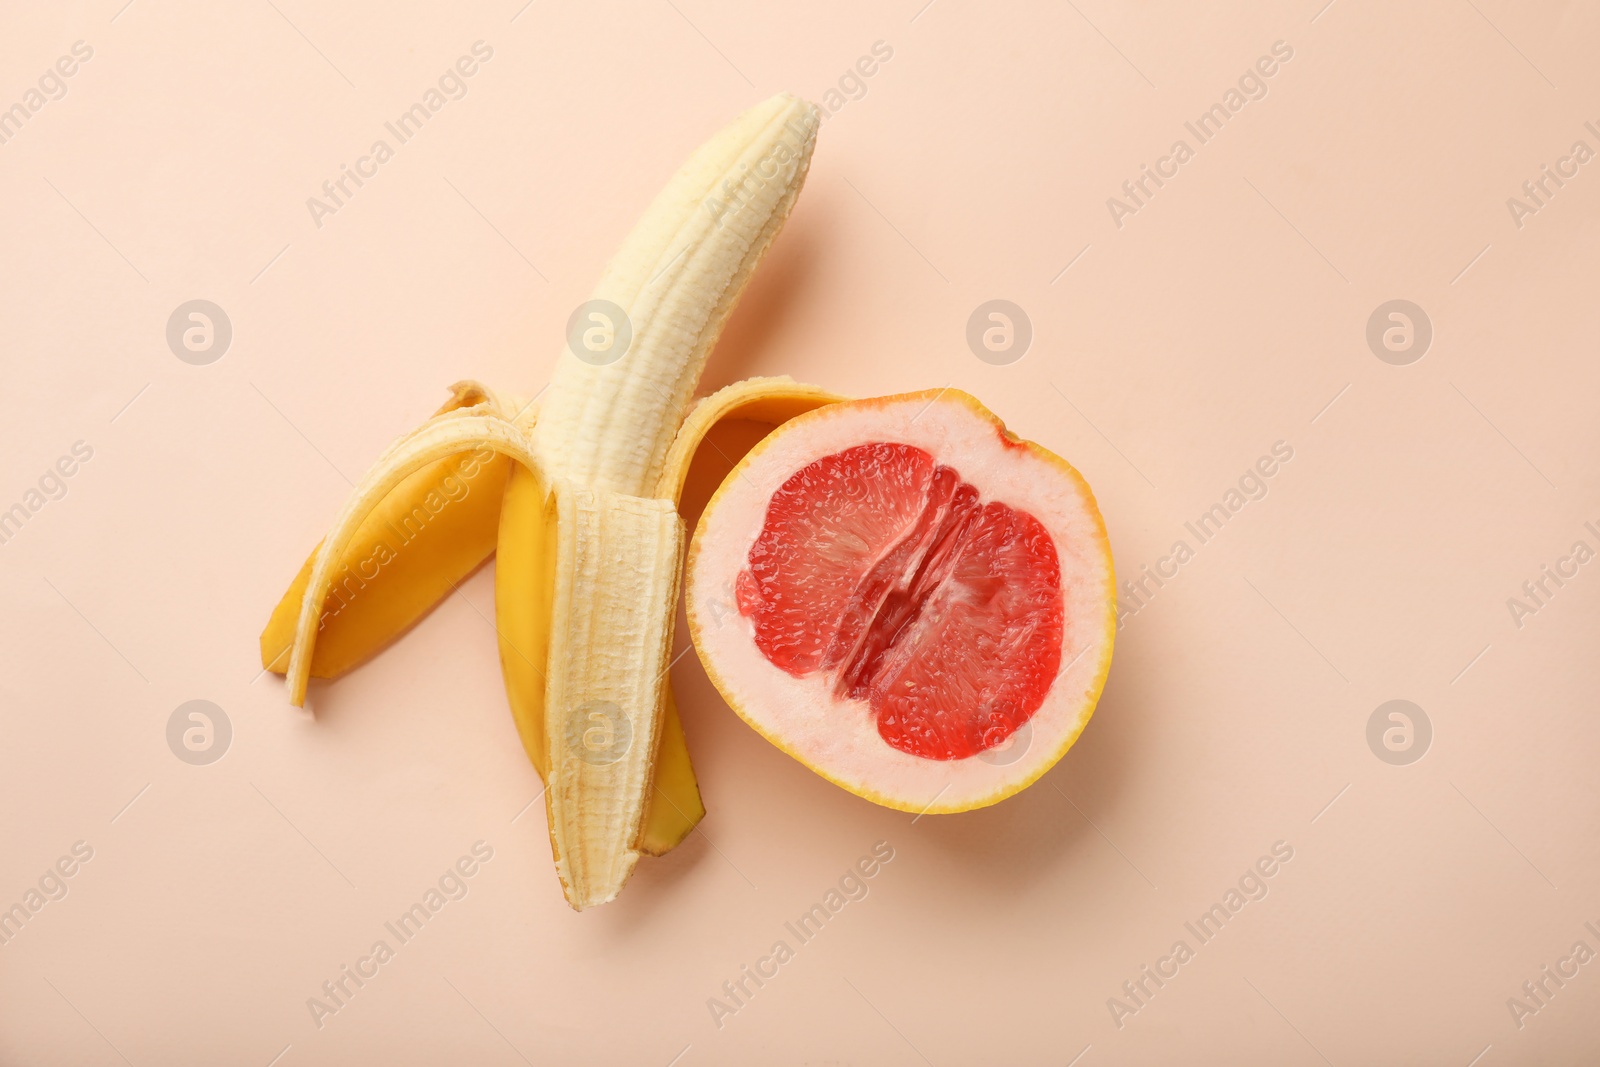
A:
531;94;820;496
541;488;682;907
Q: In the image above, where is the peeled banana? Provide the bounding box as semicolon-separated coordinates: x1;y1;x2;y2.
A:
262;93;824;909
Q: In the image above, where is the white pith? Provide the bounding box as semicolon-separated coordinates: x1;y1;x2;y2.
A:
688;394;1114;812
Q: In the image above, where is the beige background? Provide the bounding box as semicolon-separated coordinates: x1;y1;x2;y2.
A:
3;0;1598;1063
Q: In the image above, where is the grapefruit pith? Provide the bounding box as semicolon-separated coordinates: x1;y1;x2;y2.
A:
686;390;1115;813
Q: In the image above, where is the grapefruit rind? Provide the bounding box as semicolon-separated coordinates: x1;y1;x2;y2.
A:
686;389;1115;814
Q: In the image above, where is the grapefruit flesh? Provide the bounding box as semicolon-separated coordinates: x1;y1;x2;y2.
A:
733;442;1065;761
687;390;1115;813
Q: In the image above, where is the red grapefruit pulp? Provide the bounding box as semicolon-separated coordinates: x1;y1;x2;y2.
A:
733;442;1065;760
687;390;1115;813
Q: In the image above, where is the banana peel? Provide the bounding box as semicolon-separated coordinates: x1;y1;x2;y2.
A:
260;381;510;679
658;377;844;503
259;394;705;856
262;94;835;909
260;377;840;857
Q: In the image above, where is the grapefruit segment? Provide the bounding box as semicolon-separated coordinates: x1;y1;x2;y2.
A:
687;390;1115;813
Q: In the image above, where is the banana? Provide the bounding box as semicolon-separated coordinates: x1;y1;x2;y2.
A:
266;92;822;909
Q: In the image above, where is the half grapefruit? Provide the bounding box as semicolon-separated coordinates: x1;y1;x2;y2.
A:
686;390;1114;813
